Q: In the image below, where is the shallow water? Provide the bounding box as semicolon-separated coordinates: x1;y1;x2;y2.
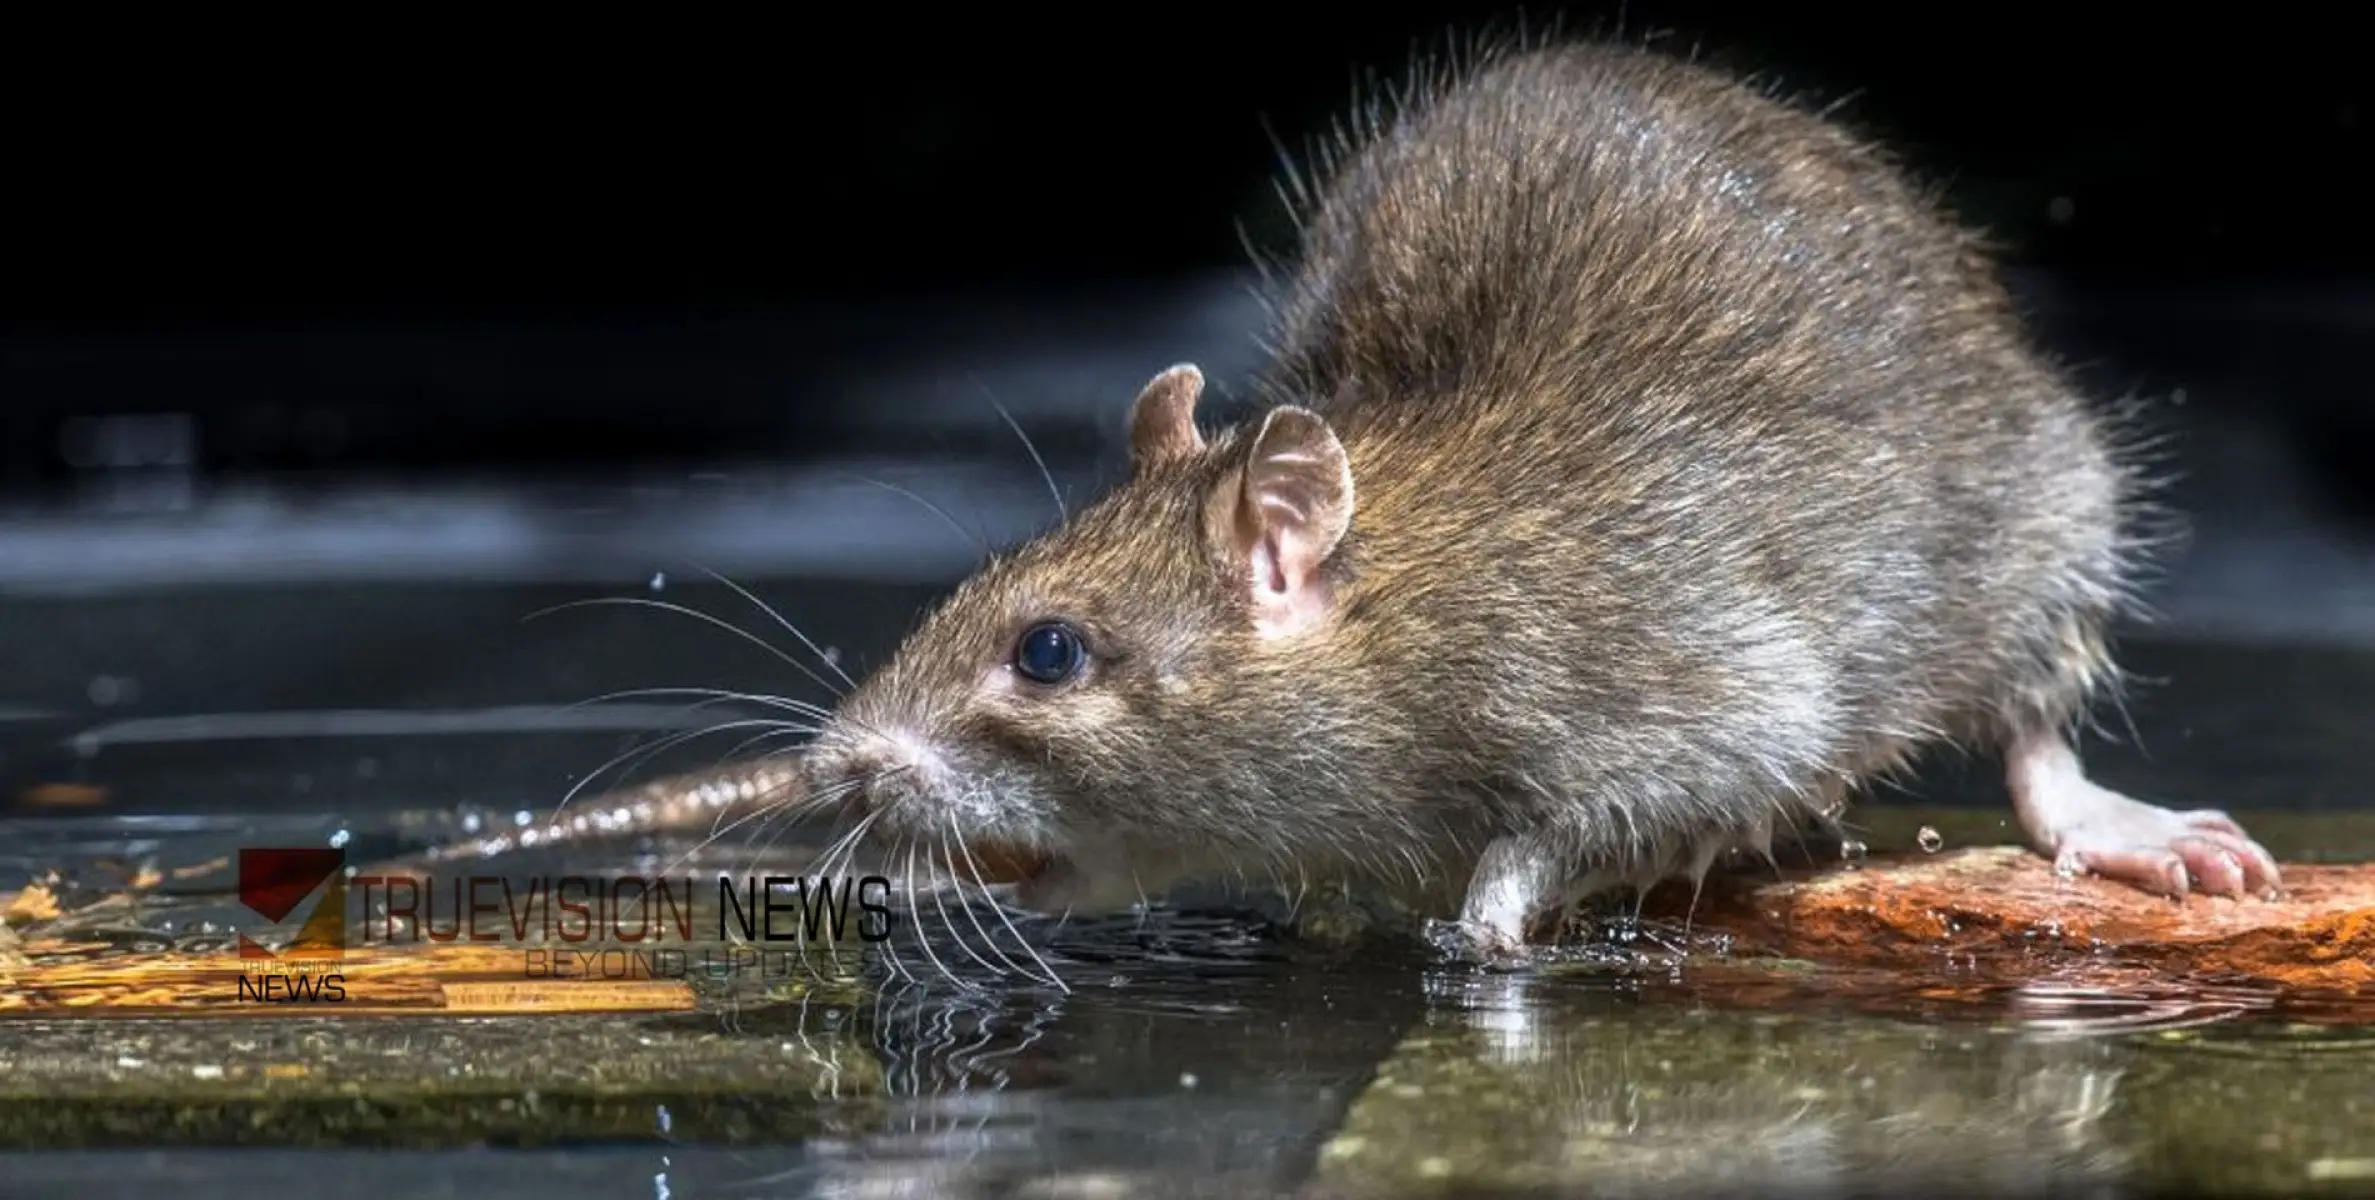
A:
4;579;2375;1198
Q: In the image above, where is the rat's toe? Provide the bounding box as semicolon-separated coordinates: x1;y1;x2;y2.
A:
2171;811;2282;893
2171;836;2250;897
2058;842;2190;898
2052;820;2283;900
2206;827;2284;897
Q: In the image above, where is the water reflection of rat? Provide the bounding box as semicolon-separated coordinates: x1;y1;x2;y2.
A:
800;38;2282;959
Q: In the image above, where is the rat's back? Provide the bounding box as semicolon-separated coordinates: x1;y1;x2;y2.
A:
1257;38;2147;777
1268;40;2012;417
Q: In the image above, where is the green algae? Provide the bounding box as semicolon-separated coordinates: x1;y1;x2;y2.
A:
1312;1002;2375;1198
0;997;885;1148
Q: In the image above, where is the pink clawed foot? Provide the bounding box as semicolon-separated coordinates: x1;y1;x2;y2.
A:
2008;734;2283;901
2043;799;2282;899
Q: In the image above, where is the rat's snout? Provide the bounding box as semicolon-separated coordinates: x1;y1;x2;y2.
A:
803;722;951;827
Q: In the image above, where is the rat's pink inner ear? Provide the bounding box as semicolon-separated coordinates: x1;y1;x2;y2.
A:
1232;405;1353;637
1127;363;1207;472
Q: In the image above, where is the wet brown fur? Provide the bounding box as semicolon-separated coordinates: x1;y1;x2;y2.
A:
805;36;2170;918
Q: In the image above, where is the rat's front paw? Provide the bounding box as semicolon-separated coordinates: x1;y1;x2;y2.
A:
1422;917;1544;970
2041;789;2283;901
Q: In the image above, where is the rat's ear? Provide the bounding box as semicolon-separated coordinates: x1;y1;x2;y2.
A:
1225;405;1353;639
1127;363;1207;472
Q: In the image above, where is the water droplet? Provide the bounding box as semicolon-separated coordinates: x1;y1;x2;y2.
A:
822;646;843;668
1839;839;1869;865
513;810;534;828
1178;1072;1198;1089
649;571;668;592
1916;826;1943;853
328;829;351;850
460;812;483;834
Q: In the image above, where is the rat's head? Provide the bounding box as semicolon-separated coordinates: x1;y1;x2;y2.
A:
802;363;1364;895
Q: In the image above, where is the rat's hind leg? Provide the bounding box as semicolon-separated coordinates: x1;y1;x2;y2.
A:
1992;596;2282;899
2004;730;2281;899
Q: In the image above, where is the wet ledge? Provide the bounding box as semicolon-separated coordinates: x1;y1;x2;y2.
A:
1651;839;2375;1001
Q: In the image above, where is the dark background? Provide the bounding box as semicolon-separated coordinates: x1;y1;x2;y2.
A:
5;3;2370;484
2;3;2371;818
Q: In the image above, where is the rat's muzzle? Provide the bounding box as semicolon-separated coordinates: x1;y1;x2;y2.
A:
801;726;931;826
801;724;1057;888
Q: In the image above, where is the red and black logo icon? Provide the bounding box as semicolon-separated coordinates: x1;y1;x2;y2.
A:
236;847;347;960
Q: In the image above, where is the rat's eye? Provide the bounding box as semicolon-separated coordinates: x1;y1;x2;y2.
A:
1012;621;1087;685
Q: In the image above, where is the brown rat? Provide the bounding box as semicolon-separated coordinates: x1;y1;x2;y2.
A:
800;37;2283;957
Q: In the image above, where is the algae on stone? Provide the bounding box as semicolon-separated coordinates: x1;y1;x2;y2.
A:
1314;1000;2375;1198
0;998;886;1148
